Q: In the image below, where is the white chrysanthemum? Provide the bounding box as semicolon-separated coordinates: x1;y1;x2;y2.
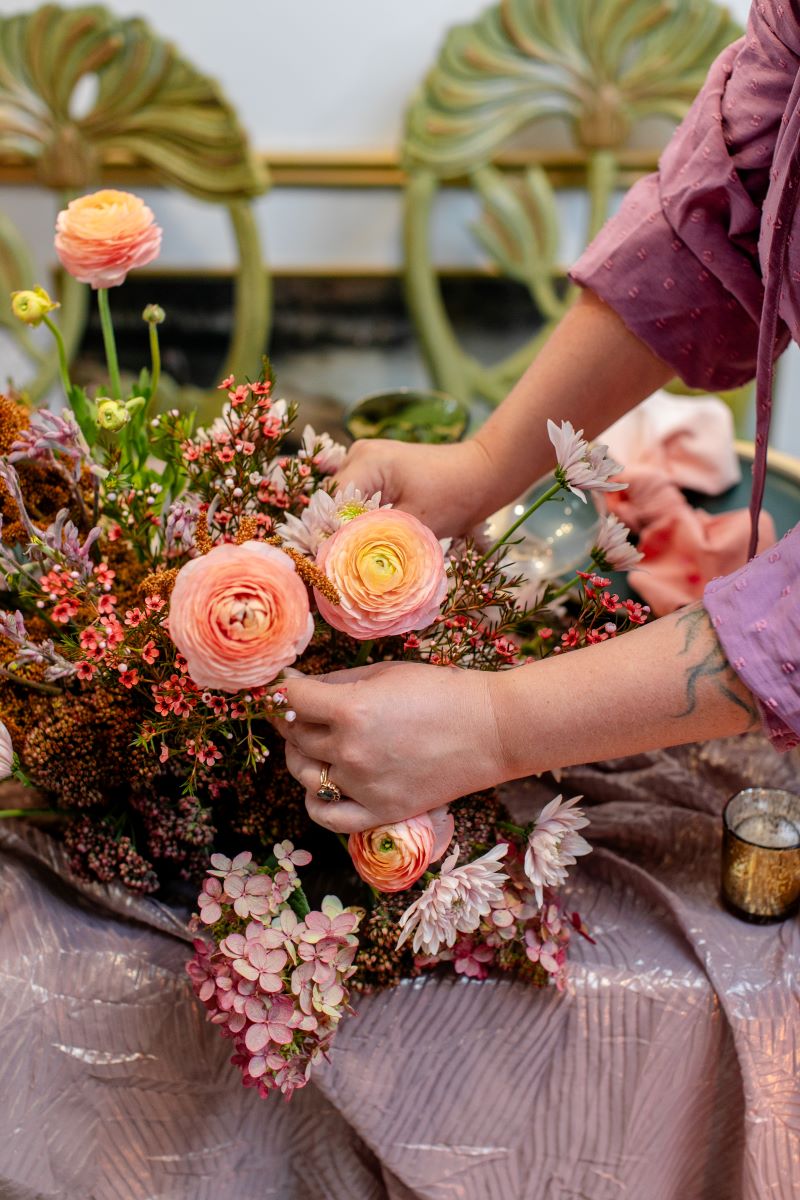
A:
523;794;591;908
547;419;626;502
591;513;643;572
276;484;387;556
396;843;508;956
298;424;347;474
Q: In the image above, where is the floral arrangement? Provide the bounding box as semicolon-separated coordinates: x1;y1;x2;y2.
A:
1;189;647;1098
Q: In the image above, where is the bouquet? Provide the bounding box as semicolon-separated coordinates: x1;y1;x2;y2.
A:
2;189;648;1098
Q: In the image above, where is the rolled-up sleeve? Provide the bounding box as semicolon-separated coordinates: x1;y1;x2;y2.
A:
571;1;798;389
704;527;800;750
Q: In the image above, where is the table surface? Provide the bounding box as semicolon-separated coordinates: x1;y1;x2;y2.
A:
1;733;798;1200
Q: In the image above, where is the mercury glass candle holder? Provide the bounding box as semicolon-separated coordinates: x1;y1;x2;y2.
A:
721;788;800;922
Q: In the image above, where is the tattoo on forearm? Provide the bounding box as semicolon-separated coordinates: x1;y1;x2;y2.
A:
673;606;759;727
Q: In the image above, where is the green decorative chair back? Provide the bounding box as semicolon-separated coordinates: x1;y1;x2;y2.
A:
401;0;742;412
0;3;269;402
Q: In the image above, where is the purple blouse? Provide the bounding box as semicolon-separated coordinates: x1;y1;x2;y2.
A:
572;0;800;750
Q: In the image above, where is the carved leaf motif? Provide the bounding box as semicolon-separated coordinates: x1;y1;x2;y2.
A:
0;4;268;200
404;0;741;174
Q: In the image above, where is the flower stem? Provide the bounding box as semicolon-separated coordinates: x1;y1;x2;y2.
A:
498;819;528;838
0;808;58;820
147;321;161;415
97;288;122;400
0;665;62;695
478;481;563;566
548;574;581;602
42;314;73;399
353;639;375;668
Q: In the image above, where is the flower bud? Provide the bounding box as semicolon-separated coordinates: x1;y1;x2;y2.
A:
142;303;165;325
10;286;59;326
96;397;131;432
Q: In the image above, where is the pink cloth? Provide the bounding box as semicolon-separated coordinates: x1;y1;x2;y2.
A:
606;467;776;615
601;392;741;496
600;393;776;615
572;0;800;745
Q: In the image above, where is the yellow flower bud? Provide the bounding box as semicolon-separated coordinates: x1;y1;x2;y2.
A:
10;287;59;327
96;397;131;432
142;303;165;325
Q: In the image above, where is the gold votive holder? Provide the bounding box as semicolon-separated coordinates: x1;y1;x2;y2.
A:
721;788;800;923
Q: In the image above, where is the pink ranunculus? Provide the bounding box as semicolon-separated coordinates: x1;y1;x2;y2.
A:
54;190;162;289
167;542;314;692
314;508;447;640
348;806;454;893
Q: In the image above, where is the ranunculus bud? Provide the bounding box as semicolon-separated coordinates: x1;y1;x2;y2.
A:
96;397;131;432
10;286;59;326
0;721;14;780
142;303;165;325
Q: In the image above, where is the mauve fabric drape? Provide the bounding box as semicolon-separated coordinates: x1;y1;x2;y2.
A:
1;734;798;1199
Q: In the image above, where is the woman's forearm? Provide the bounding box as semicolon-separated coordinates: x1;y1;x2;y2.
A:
470;289;674;519
494;604;760;778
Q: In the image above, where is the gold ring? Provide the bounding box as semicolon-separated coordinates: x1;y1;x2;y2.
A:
317;763;342;803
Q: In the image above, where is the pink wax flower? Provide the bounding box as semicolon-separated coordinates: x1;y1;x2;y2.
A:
167;541;314;691
348;806;454;893
55;190;162;289
314;508;447;639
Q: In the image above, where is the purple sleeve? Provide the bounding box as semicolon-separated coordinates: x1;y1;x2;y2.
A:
704;526;800;750
571;1;798;388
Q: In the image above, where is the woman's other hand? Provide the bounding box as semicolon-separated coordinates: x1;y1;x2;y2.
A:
334;438;497;538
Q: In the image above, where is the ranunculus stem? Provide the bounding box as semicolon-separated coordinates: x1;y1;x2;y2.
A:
353;639;375;668
147;321;161;414
477;480;562;566
97;288;122;400
42;314;73;400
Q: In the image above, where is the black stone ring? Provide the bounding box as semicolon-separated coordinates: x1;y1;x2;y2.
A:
317;763;342;803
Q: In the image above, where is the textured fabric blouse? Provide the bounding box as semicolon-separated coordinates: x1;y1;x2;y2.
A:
571;0;800;749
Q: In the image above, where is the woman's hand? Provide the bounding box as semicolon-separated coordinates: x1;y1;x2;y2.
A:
280;661;511;832
279;603;762;837
334;439;497;538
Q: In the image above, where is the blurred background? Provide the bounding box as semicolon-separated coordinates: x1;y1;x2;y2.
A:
4;0;798;453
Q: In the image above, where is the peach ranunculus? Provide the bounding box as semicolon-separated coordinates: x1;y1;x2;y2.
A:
55;190;162;289
348;807;455;893
167;542;314;692
314;508;447;639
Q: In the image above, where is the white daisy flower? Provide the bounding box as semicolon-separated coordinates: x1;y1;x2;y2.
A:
523;794;591;908
591;513;643;572
396;843;508;956
547;419;626;502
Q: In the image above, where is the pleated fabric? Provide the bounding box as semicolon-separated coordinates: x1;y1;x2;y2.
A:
1;733;798;1199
